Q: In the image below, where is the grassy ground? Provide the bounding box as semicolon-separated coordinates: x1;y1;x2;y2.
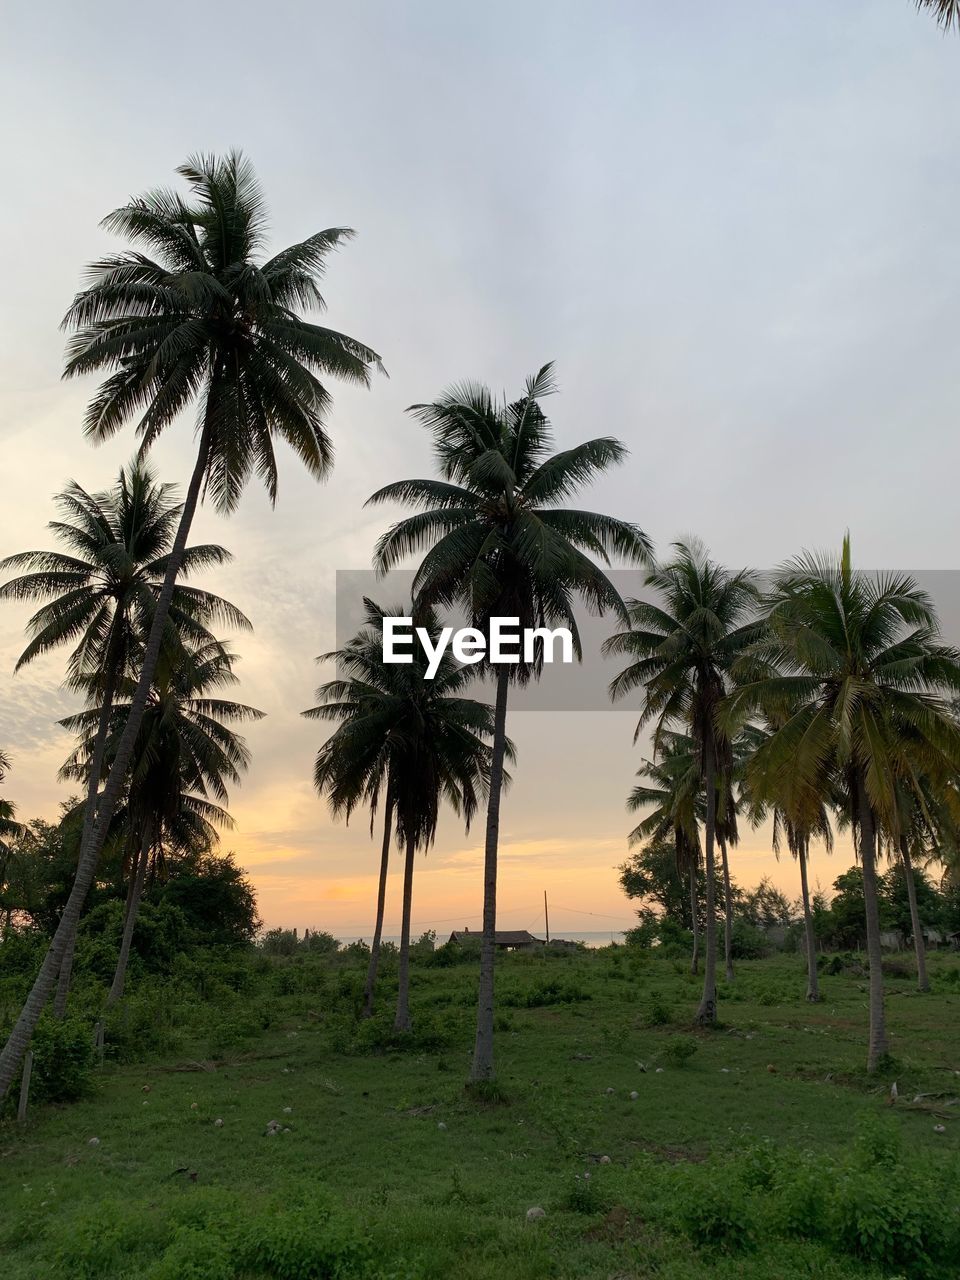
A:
1;945;959;1278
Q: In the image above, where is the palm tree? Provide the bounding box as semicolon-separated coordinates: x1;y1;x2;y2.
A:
0;752;24;936
0;152;381;1099
715;759;741;984
61;637;260;1005
917;1;960;30
605;540;760;1025
307;610;397;1019
306;599;506;1031
368;365;651;1077
0;461;249;1015
881;767;960;993
725;538;960;1069
738;721;834;1001
0;751;19;844
626;731;703;973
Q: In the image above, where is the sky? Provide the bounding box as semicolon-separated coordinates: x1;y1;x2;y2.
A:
2;1;960;939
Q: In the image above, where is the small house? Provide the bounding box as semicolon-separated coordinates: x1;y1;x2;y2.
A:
448;929;544;952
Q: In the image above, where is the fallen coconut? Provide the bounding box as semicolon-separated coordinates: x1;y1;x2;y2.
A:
526;1207;546;1223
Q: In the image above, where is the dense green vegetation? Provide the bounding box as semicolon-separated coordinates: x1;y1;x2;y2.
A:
2;942;959;1279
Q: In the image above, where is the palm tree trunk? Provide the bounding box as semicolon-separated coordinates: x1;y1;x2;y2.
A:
363;789;394;1019
856;778;889;1071
393;831;416;1033
0;419;213;1100
696;743;718;1025
798;838;820;1002
106;827;152;1008
470;666;510;1082
900;836;930;994
718;835;734;982
54;631;123;1017
689;862;700;975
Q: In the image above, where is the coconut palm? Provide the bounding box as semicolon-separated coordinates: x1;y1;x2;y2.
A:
0;751;19;846
605;540;760;1024
0;152;381;1098
0;461;249;1014
368;364;651;1077
724;537;960;1069
61;637;260;1005
0;752;24;935
738;721;834;1002
881;767;960;993
306;603;400;1018
306;599;507;1031
626;731;703;973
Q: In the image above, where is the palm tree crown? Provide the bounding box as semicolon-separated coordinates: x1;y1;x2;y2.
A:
62;151;383;512
368;363;652;671
0;461;250;688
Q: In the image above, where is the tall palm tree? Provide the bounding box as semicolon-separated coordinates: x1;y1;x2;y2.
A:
605;540;760;1025
725;538;960;1069
306;599;506;1031
881;767;960;993
62;637;260;1005
626;731;703;973
368;365;651;1077
738;721;834;1002
0;152;381;1099
0;461;248;1014
307;609;397;1019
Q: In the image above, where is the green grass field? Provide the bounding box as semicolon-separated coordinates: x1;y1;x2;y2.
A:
2;946;959;1279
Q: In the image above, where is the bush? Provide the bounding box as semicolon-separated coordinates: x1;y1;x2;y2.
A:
28;1012;94;1103
662;1035;698;1068
676;1174;757;1253
642;991;672;1027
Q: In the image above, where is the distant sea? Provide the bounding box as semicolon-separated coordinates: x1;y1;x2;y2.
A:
334;929;625;949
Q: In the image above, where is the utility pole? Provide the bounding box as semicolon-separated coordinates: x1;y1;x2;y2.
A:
544;890;550;944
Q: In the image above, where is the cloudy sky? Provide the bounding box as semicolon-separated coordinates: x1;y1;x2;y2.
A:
2;2;959;938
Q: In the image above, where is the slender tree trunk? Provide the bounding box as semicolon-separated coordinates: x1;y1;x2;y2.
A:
0;421;212;1100
470;666;510;1082
689;862;700;975
718;835;734;983
856;779;889;1071
106;828;152;1008
363;790;394;1019
54;635;123;1017
393;831;416;1033
696;743;718;1025
798;838;820;1002
900;836;930;994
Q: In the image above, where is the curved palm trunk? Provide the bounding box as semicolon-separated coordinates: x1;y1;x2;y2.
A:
798;838;820;1002
470;666;510;1082
856;779;889;1071
718;835;734;983
106;827;153;1008
689;863;700;975
393;831;417;1033
900;836;930;994
54;632;123;1017
695;744;718;1025
363;791;394;1019
0;421;212;1100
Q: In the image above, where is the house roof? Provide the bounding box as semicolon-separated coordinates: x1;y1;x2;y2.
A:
448;929;543;946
